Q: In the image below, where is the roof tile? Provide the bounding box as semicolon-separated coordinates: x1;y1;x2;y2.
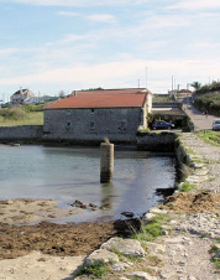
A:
45;93;147;110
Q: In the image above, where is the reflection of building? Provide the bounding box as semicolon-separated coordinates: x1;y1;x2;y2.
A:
10;88;35;104
43;88;152;143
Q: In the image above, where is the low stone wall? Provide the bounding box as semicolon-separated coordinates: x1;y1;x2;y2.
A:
136;132;178;151
0;126;179;151
0;125;43;142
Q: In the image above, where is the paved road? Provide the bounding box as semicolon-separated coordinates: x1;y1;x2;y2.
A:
181;97;217;131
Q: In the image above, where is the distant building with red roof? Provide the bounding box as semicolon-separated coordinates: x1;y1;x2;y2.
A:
43;88;152;143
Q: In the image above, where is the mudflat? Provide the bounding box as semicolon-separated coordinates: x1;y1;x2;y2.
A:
0;198;138;279
0;198;139;260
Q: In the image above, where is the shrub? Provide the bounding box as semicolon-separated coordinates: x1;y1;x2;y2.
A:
73;261;109;279
0;108;27;120
180;182;195;192
132;214;164;242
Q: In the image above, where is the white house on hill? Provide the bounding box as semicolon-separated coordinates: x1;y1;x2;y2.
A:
10;89;35;104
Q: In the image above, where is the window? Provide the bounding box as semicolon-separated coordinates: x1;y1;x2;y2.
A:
66;120;71;130
120;121;127;130
89;121;95;130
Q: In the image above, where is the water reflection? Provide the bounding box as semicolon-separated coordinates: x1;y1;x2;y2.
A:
0;144;176;222
100;182;115;210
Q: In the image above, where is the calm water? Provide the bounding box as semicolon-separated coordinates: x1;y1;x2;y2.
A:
0;144;176;222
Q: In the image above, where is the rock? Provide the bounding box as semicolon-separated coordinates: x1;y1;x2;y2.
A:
88;203;98;210
187;276;197;280
70;200;87;209
213;251;220;260
149;207;168;214
142;212;156;222
85;249;119;265
127;271;157;280
156;187;175;197
213;243;220;250
146;242;166;255
110;261;131;272
6;200;13;205
101;237;146;257
121;211;134;218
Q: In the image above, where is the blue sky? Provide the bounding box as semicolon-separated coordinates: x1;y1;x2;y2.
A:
0;0;220;100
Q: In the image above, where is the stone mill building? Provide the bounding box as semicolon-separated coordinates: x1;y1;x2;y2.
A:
43;88;152;143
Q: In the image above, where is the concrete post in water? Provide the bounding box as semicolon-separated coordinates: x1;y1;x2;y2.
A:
100;139;114;183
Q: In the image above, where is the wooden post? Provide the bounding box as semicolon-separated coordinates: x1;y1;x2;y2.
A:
100;141;114;183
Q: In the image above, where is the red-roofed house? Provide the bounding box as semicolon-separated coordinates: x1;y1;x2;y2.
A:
43;88;152;143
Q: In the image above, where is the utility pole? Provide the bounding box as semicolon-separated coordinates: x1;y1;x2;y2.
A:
146;67;148;88
171;76;174;95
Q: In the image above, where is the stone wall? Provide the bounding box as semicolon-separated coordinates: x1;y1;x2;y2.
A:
43;107;145;143
0;125;179;152
0;125;43;142
136;132;177;151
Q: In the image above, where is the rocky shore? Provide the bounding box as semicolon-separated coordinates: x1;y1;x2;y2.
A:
1;132;220;280
73;132;220;280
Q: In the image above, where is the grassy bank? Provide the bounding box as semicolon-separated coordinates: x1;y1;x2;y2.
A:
198;131;220;146
0;106;44;126
194;91;220;116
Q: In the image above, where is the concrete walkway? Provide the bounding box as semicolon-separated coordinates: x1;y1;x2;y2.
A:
181;97;217;131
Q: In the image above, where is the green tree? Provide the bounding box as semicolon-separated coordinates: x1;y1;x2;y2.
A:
191;81;202;92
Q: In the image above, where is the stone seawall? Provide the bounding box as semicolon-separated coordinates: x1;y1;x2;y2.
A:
0;126;179;150
0;125;43;142
136;132;177;151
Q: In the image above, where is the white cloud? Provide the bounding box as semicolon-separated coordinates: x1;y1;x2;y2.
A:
142;14;191;29
1;58;219;94
168;0;220;10
2;0;149;7
57;11;79;17
87;14;116;24
46;33;92;46
0;48;19;57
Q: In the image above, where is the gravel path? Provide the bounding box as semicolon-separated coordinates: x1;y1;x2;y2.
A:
157;133;220;280
73;132;220;280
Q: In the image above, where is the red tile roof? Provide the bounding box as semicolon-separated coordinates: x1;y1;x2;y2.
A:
45;93;147;110
71;88;147;96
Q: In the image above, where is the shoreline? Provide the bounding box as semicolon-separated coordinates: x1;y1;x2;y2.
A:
1;132;220;279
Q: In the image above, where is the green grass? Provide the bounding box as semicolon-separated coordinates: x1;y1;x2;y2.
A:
179;182;195;192
153;95;177;103
198;131;220;146
132;214;164;242
110;248;143;264
73;261;110;279
211;245;219;254
0;108;43;126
